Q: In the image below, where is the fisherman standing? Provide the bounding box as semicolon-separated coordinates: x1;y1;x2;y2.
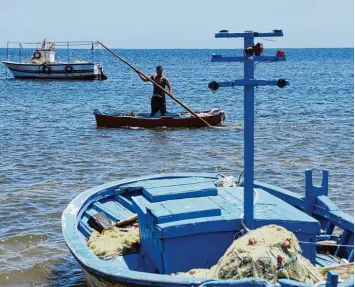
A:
137;65;172;117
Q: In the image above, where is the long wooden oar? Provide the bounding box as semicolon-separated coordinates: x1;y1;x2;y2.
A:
97;41;211;128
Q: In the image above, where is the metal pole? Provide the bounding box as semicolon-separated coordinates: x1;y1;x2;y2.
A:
243;35;255;229
5;41;9;78
92;42;95;63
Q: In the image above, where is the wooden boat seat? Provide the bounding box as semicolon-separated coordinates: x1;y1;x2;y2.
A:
131;178;320;275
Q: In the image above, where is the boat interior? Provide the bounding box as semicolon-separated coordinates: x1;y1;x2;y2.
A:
74;173;354;276
103;109;222;119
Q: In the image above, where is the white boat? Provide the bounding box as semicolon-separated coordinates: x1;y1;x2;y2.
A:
3;41;107;80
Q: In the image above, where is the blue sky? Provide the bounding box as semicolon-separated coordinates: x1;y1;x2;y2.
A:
0;0;353;48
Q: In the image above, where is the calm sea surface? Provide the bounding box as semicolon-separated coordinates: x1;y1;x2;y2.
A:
0;48;353;286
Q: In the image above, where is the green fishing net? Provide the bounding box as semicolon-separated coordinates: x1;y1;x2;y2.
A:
88;226;140;258
176;225;322;284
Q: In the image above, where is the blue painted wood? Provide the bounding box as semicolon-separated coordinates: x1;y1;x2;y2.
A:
115;186;142;196
92;202;121;222
215;31;284;38
78;219;92;238
154;186;319;237
316;253;342;267
313;204;354;233
162;231;236;274
137;185;319;267
325;221;336;235
305;169;329;215
62;172;354;287
200;278;270;286
80;214;97;236
120;253;156;273
326;271;339;287
316;195;339;211
278;279;312;287
211;55;286;63
90;198;134;223
142;181;218;202
132;195;221;224
253;181;304;209
211;31;288;229
216;79;290;88
139;177;214;189
158;216;242;238
314;195;354;233
115;194;135;211
243;34;255;229
84;207;97;218
335;230;350;257
129;180;317;272
120;175;219;190
316;234;336;241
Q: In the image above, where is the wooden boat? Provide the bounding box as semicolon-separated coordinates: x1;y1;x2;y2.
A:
62;172;354;287
3;41;107;80
94;108;225;128
63;30;354;287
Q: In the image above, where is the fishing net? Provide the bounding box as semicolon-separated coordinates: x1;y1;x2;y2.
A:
318;263;354;281
176;225;323;284
87;226;140;258
123;111;137;117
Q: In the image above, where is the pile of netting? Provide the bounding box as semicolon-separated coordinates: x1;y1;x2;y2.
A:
175;225;323;284
88;225;140;258
123;111;137;117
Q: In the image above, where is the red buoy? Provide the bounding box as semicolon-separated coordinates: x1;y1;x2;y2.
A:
276;50;285;57
254;43;264;56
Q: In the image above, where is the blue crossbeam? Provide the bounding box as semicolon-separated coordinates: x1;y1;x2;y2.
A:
215;31;283;38
217;79;289;87
211;55;286;63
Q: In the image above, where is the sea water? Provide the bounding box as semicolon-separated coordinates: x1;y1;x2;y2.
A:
0;48;353;286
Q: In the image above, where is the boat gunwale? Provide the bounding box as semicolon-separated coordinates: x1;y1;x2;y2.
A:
2;60;98;66
94;110;225;120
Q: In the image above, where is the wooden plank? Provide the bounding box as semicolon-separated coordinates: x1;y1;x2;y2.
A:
313;205;354;233
143;181;217;202
254;181;304;208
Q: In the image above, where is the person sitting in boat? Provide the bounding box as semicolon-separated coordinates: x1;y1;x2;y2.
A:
136;65;172;117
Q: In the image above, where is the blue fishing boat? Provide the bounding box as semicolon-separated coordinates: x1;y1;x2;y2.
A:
62;30;354;287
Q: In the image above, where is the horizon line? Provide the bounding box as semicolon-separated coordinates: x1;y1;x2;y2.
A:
0;46;354;50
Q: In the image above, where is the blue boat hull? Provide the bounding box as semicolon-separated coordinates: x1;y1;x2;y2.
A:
80;264;355;287
62;173;354;287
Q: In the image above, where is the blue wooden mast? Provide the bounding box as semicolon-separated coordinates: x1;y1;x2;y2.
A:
209;30;289;229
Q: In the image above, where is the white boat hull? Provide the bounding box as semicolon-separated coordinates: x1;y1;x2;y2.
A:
3;61;104;80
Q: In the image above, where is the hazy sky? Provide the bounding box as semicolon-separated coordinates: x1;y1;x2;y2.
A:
0;0;353;49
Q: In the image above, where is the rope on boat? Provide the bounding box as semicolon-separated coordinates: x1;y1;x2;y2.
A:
236;170;244;186
239;187;259;234
298;241;354;248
